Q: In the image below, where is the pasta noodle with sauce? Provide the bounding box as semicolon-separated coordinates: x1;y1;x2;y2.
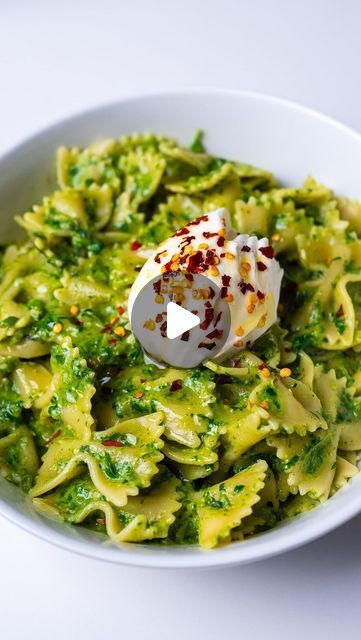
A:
0;131;360;548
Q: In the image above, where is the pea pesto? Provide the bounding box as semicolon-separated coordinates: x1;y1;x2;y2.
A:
0;131;360;549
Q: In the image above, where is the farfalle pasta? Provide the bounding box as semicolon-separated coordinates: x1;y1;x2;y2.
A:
0;131;360;548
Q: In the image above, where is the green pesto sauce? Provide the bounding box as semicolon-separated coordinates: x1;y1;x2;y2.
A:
0;130;360;549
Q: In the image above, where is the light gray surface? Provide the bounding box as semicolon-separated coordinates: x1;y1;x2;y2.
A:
1;0;361;637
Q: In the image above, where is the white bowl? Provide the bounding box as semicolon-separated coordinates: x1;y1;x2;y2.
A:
1;89;361;569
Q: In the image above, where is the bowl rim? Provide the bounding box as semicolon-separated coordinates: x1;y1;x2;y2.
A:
1;87;361;569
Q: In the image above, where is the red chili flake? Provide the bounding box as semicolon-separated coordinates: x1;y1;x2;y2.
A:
205;249;216;265
259;246;274;259
160;321;167;337
44;429;61;446
205;301;212;308
155;313;164;323
208;286;215;299
203;231;218;238
117;305;125;315
257;261;267;271
257;290;265;300
103;440;122;447
214;311;222;326
173;227;190;237
217;236;225;247
100;324;113;334
221;286;228;298
179;235;196;246
222;275;231;287
198;341;216;350
163;260;174;273
188;215;209;226
185;273;194;281
181;330;190;342
154;250;167;263
220;252;226;258
131;240;143;251
206;329;223;339
170;379;183;392
153;279;162;294
200;307;214;330
187;251;204;273
241;245;251;252
107;338;118;345
258;363;267;371
336;305;344;317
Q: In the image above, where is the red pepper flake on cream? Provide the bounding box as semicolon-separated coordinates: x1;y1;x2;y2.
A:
203;231;218;239
257;261;267;271
198;341;217;350
173;227;190;237
259;246;274;259
206;329;223;339
188;215;209;226
200;307;214;330
222;274;231;287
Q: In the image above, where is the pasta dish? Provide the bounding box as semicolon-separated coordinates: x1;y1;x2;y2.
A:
0;131;360;548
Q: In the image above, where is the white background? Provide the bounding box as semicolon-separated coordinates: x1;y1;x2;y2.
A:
1;0;361;638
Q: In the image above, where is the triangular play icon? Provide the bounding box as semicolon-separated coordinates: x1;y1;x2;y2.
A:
166;302;200;340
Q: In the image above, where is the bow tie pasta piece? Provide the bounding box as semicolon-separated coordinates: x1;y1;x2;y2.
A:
110;150;166;231
166;162;235;195
57;141;121;192
290;223;361;351
0;426;39;492
111;365;216;449
231;466;279;541
39;339;96;441
29;412;165;506
211;365;326;480
33;469;181;543
213;405;278;479
13;362;53;410
330;455;358;495
196;460;268;549
268;423;341;501
313;366;346;423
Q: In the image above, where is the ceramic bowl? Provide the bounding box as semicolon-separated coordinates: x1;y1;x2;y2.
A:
1;89;361;568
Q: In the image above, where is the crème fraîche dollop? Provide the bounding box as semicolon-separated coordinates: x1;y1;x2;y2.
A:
128;208;283;367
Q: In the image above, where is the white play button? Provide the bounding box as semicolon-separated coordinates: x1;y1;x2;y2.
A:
130;272;230;368
166;302;200;340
